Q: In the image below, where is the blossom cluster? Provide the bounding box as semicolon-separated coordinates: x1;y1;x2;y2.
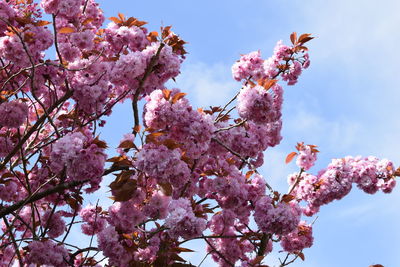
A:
281;221;314;252
49;130;106;192
289;156;396;216
0;1;396;267
232;40;310;85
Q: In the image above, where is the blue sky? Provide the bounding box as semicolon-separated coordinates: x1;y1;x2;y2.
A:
83;0;400;266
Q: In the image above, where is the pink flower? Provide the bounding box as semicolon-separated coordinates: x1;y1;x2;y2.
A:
295;144;318;171
232;50;265;81
281;221;313;252
165;198;206;239
27;240;69;267
41;211;66;238
0;100;28;128
80;205;107;235
254;196;301;235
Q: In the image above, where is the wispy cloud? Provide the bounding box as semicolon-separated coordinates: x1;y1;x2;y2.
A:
173;62;238;108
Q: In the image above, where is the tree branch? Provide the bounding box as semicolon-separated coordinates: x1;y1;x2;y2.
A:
132;42;165;135
0;90;72;171
0;179;87;218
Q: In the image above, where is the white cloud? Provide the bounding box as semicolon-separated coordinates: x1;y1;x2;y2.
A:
293;0;400;66
283;106;362;154
173;62;238;108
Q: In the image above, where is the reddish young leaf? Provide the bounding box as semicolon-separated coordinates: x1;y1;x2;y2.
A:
133;125;141;133
257;78;277;90
286;152;298;164
34;20;51;26
15;17;32;25
82;18;94;25
281;194;295;203
109;174;137;202
96;29;105;36
118;12;125;22
298;33;314;44
162;89;172;100
226;157;236;165
273;191;280;202
393;167;400;176
245;170;254;179
294;46;309;52
295;142;304;151
145;131;166;144
297;252;305;261
1;172;14;179
163;139;181;150
171;92;186;104
247;79;256;88
162;26;172;39
118;140;135;149
147;31;159;42
109;17;122;24
290;32;297;45
92;136;108;149
159;182;173;196
125;17;135;26
130;18;147;27
106;156;125;163
23;32;35;43
171;247;195;253
58;27;76;34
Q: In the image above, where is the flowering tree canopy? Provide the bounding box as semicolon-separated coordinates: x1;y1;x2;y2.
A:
0;0;396;266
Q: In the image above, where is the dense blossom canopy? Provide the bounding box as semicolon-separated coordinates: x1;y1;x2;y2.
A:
0;0;396;266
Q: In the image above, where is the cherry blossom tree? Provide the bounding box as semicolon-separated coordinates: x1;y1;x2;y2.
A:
0;0;396;266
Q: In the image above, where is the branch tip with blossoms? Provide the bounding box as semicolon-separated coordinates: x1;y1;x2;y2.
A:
0;1;395;267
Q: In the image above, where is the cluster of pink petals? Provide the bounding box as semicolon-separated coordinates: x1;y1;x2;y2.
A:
105;23;148;52
214;120;282;166
232;50;265;81
165;198;206;239
0;100;28;128
41;0;83;18
97;226;133;266
280;221;314;252
207;227;255;267
79;205;107;235
0;1;396;267
41;210;66;238
237;83;283;124
0;176;22;202
135;144;190;187
0;2;15;34
26;240;70;267
108;200;145;232
296;144;318;170
143;192;171;219
289;156;397;216
254;196;301;235
50;131;106;191
144;89;215;158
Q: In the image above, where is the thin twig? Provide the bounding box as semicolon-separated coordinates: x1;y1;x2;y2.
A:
214;119;247;133
2;218;23;266
287;168;304;195
215;92;239;123
0;179;87;218
203;236;234;267
0;90;72;171
132;43;165;135
212;137;247;162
